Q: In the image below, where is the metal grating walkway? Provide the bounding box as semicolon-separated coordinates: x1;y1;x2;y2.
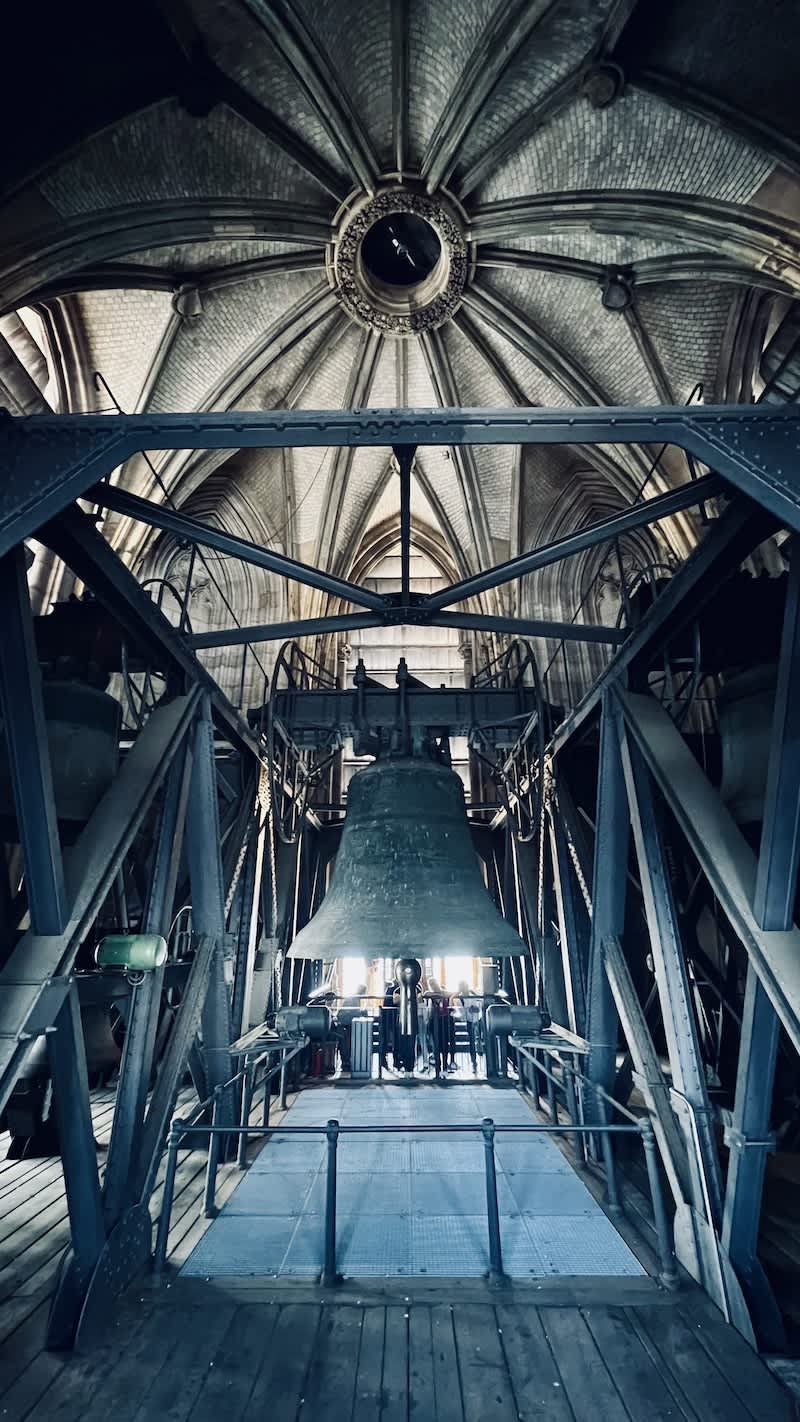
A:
181;1083;644;1279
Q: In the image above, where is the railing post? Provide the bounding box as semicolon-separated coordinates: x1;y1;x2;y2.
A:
322;1120;340;1286
481;1119;506;1286
573;1066;589;1166
597;1095;621;1215
279;1048;288;1110
203;1089;222;1219
529;1050;542;1110
545;1069;559;1127
641;1121;678;1289
153;1120;182;1273
563;1061;579;1130
262;1053;273;1126
237;1057;256;1169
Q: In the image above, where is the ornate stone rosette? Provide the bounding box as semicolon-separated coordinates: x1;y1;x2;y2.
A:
329;186;469;336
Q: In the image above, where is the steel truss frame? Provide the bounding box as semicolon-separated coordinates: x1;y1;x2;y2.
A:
1;404;798;650
0;530;269;1345
2;401;800;1348
514;462;799;1349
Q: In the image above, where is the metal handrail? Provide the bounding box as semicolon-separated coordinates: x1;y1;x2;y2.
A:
181;1037;306;1129
511;1039;678;1278
153;1104;677;1289
513;1037;640;1124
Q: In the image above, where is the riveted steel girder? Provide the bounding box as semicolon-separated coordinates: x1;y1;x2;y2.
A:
618;689;800;1056
2;404;800;557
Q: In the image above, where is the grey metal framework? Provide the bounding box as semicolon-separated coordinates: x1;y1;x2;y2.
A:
1;401;799;1350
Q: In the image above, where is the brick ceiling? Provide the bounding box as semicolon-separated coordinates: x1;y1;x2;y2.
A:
0;0;799;692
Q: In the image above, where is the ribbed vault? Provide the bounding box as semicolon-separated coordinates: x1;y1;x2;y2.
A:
1;0;799;698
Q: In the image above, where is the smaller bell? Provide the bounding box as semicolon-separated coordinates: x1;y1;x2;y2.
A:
288;756;525;959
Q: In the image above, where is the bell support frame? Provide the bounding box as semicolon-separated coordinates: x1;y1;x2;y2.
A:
3;402;800;1351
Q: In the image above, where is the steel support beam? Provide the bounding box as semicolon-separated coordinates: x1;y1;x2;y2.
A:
189;608;625;650
0;543;67;934
423;473;723;611
40;506;264;761
134;931;219;1202
430;610;624;645
271;684;536;746
394;444;415;605
512;835;548;1011
101;741;193;1228
721;965;785;1350
3;405;800;557
619;725;724;1225
90;481;386;613
185;696;234;1124
585;693;627;1097
548;496;777;752
230;775;268;1040
45;984;106;1345
754;539;800;929
619;689;800;1055
190;611;386;648
722;526;792;1343
0;691;200;1117
603;934;690;1209
548;802;588;1036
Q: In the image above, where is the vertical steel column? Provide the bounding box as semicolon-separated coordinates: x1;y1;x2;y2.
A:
0;544;67;933
152;1119;183;1273
513;837;548;1009
237;1055;257;1167
230;790;267;1040
203;1088;223;1217
585;693;627;1096
46;985;106;1335
322;1119;340;1286
754;539;800;929
721;965;785;1348
102;742;192;1227
619;724;723;1225
548;802;588;1034
185;696;234;1124
482;1119;506;1284
734;546;799;1345
641;1121;679;1288
394;444;416;605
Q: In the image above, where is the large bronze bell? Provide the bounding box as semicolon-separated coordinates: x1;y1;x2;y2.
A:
288;756;525;960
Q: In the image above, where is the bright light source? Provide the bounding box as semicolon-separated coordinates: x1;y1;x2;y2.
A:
439;956;477;991
340;956;369;995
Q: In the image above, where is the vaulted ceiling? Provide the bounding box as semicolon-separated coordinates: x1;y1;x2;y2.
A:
1;0;799;700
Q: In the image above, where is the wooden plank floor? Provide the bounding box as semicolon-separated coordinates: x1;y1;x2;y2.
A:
0;1277;794;1421
0;1080;300;1383
1;1084;797;1420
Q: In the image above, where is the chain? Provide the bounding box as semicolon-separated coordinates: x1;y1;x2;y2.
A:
536;757;552;936
225;824;252;918
260;761;279;937
558;793;593;918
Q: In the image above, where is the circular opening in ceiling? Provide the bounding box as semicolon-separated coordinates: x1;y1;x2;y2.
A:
332;187;468;334
361;212;442;289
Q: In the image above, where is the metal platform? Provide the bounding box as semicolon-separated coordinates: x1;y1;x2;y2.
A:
181;1083;644;1279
